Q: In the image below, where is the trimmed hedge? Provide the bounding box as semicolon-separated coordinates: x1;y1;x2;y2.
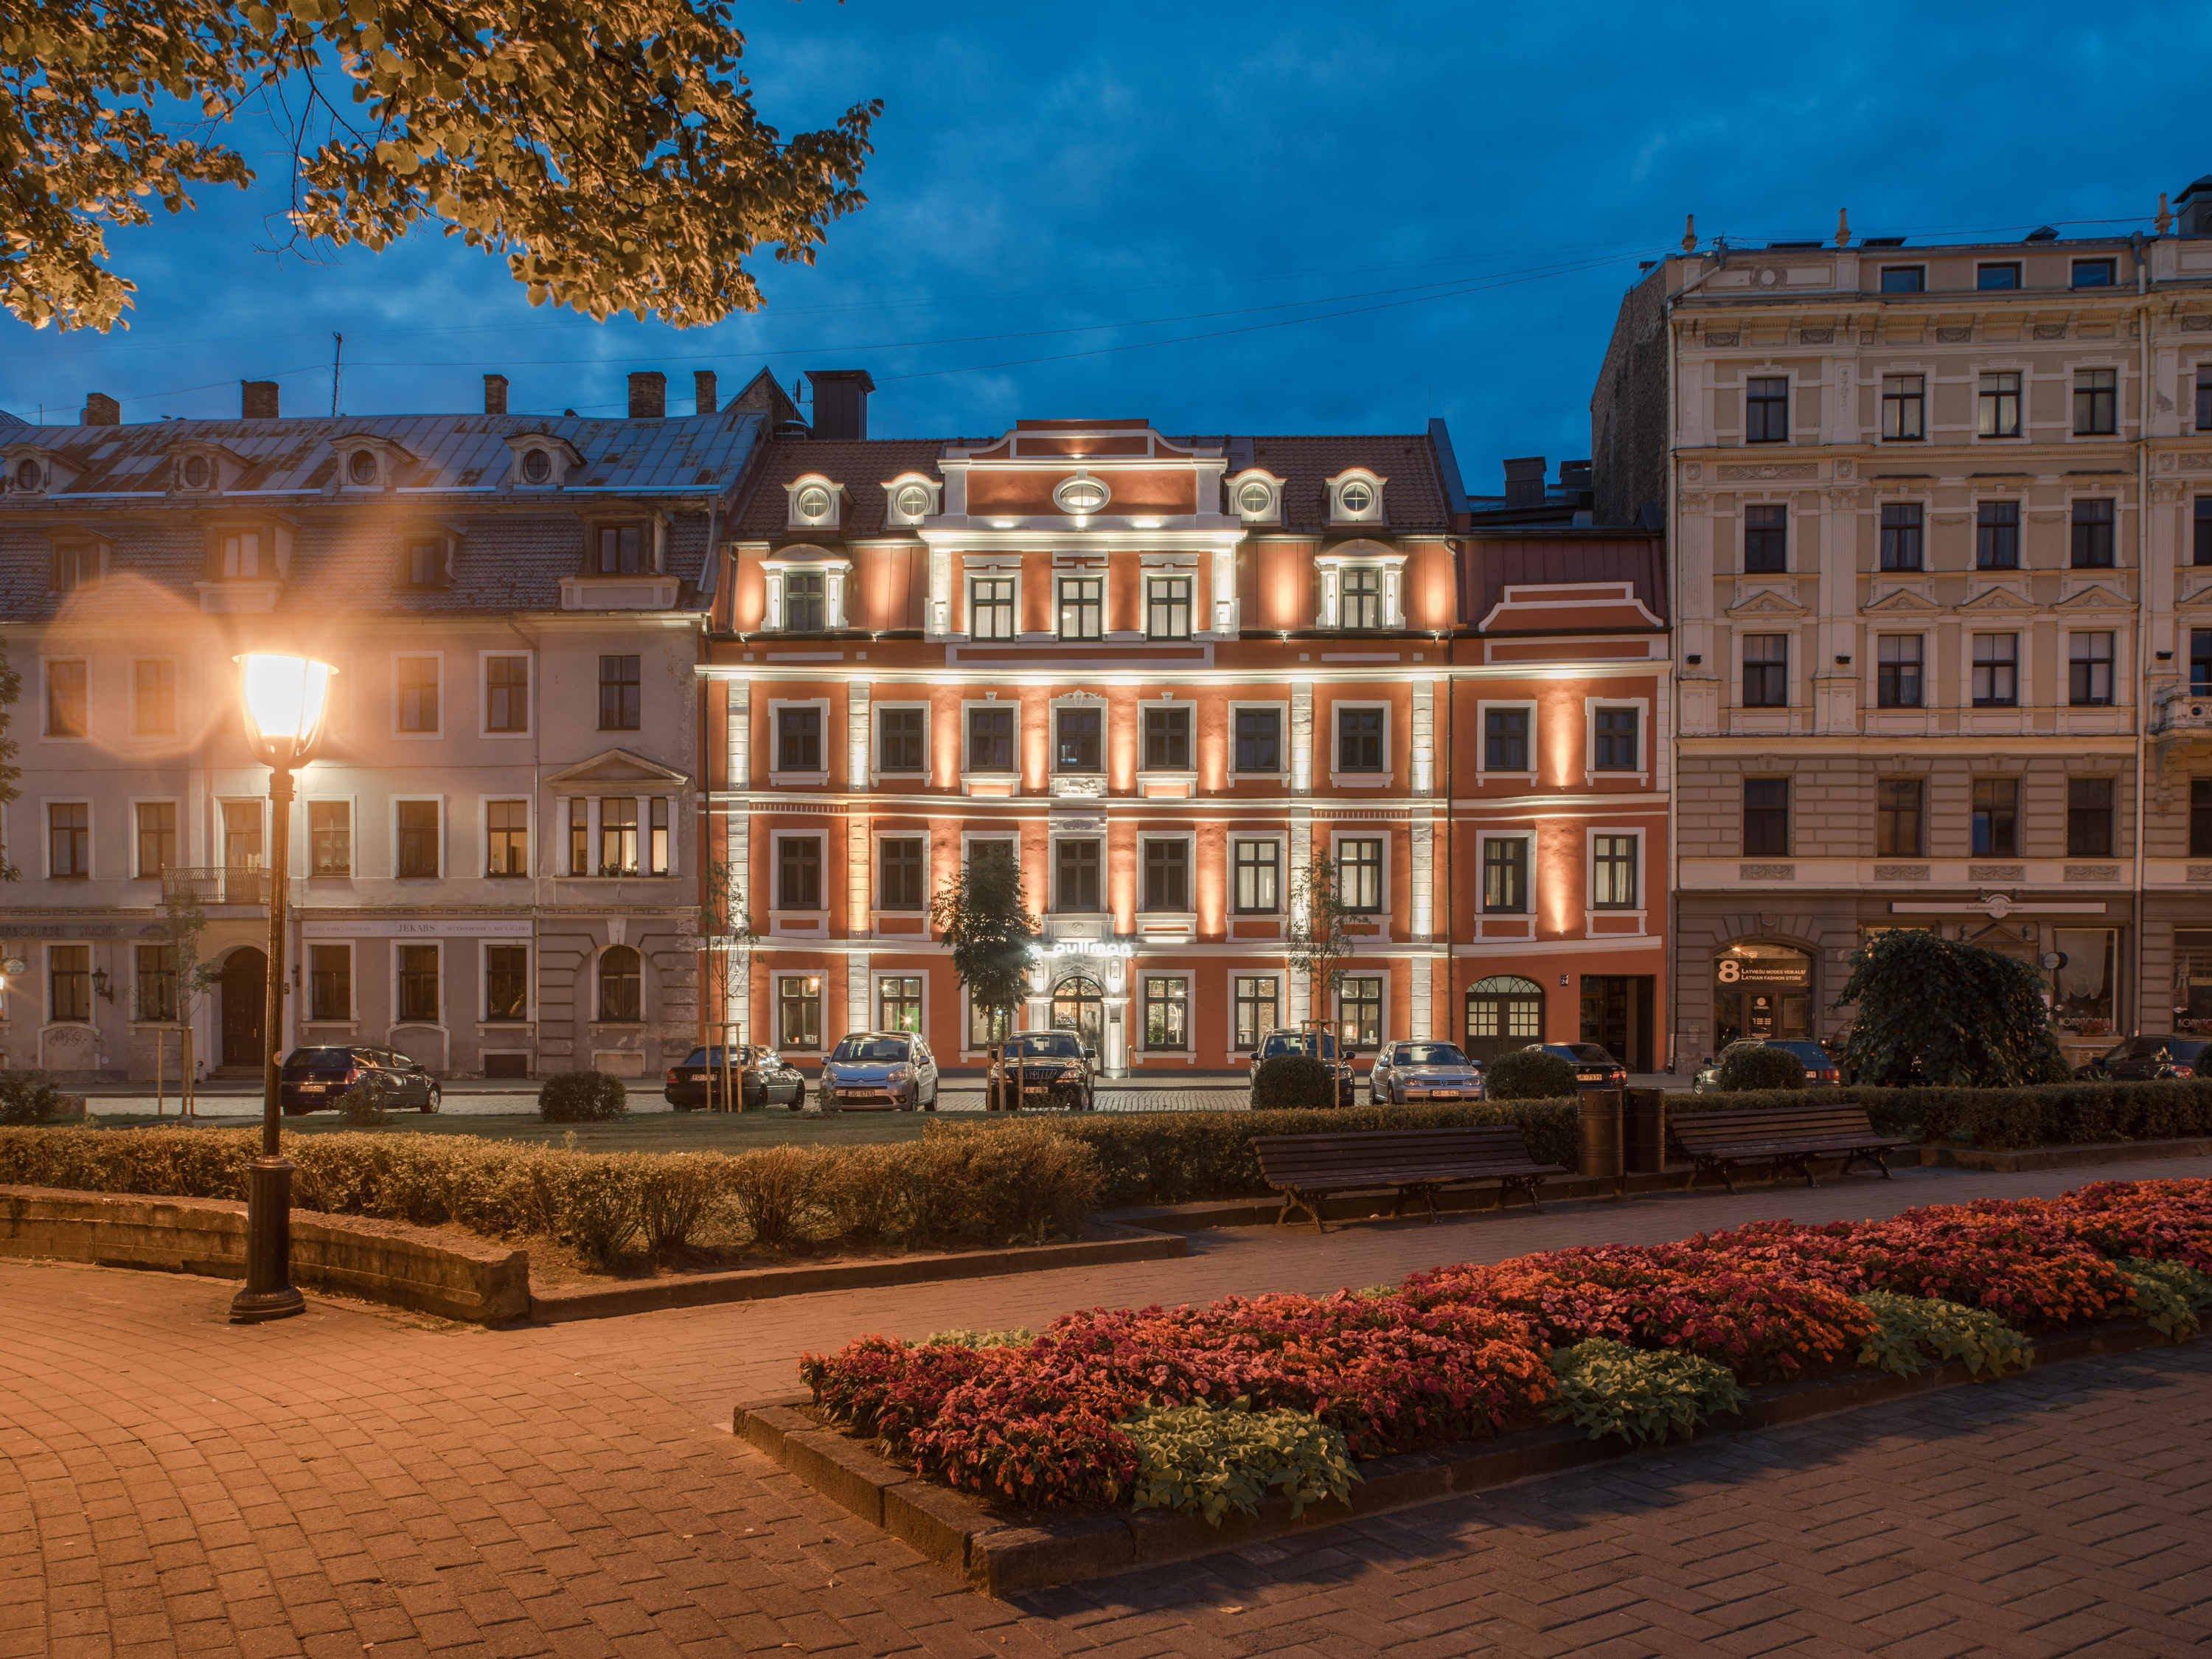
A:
1715;1043;1805;1092
539;1071;628;1122
1484;1048;1580;1102
1685;1079;2212;1151
1251;1054;1334;1110
0;1072;69;1127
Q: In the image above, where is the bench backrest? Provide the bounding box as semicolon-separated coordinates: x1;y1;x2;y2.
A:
1253;1124;1541;1179
1669;1103;1880;1150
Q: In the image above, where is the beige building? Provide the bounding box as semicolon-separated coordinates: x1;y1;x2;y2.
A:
1595;178;2212;1067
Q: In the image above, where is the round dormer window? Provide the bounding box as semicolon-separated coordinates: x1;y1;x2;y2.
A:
1237;480;1273;516
181;454;213;490
1054;473;1109;514
13;459;42;493
347;449;379;486
1338;479;1374;515
894;482;931;521
521;448;552;484
796;484;832;521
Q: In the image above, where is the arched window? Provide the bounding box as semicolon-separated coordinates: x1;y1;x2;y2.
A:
1464;975;1544;1062
597;946;642;1023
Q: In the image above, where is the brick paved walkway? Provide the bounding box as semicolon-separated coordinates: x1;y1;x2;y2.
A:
5;1156;2212;1656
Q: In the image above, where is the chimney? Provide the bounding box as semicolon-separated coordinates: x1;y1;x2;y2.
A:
1558;459;1593;493
2177;176;2212;237
1502;456;1547;509
805;368;874;440
627;371;667;420
694;370;718;416
240;379;279;419
81;392;119;428
482;374;509;415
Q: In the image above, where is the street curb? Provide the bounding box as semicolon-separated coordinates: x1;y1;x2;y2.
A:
732;1315;2198;1598
1933;1137;2212;1172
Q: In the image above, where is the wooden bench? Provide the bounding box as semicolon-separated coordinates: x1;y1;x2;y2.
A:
1252;1126;1568;1234
1668;1102;1914;1193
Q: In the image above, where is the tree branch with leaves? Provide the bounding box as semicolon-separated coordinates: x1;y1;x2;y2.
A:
1287;849;1354;1039
930;853;1037;1054
700;856;759;1109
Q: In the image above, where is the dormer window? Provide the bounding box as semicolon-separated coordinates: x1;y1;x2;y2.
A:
785;474;844;530
797;484;832;520
591;523;647;576
886;474;940;525
347;449;380;487
181;454;215;491
1329;470;1385;524
13;457;44;493
51;536;104;593
521;448;553;485
221;529;266;579
1054;473;1110;515
400;533;456;589
762;553;852;631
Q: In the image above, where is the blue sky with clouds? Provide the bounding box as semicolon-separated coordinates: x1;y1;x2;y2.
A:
4;1;2208;483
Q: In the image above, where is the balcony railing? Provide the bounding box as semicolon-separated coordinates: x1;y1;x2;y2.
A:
2152;687;2212;737
161;865;269;906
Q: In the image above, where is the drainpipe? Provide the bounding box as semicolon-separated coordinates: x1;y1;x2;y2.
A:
504;614;545;1074
2132;237;2152;1037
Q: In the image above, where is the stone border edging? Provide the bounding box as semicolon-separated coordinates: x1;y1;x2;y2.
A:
733;1315;2195;1598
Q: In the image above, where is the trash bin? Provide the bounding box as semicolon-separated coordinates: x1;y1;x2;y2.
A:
1623;1088;1669;1175
1576;1086;1623;1181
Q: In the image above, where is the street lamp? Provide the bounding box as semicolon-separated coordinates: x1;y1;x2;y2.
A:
229;652;335;1325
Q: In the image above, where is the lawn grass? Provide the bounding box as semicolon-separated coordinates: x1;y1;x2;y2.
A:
93;1108;936;1150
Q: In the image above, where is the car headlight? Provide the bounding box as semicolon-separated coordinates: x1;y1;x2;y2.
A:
887;1064;914;1085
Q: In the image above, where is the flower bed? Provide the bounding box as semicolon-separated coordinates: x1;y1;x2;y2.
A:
801;1179;2212;1520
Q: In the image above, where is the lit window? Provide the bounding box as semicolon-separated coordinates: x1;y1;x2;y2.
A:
777;977;822;1050
1142;978;1189;1049
877;975;924;1034
1338;975;1382;1048
485;946;528;1022
969;576;1016;639
1234;976;1279;1048
1591;835;1638;909
1055;474;1110;513
1057;577;1104;641
487;800;529;876
1340;566;1384;628
1232;840;1279;914
894;482;932;520
1146;575;1192;640
1336;836;1383;913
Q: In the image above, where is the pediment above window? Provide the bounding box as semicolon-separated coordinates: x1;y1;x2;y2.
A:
504;432;585;489
0;444;75;498
328;433;417;492
1725;585;1810;619
1325;467;1386;526
546;747;691;790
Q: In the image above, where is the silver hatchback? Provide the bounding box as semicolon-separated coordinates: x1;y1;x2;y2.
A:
1367;1040;1484;1105
818;1031;940;1112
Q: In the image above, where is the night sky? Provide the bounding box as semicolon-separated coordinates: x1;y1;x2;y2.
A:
4;1;2207;485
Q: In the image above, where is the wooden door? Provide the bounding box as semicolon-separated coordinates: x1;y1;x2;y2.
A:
220;949;266;1068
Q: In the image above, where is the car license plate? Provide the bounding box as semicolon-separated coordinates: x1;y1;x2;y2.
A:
299;1082;326;1093
1430;1090;1460;1100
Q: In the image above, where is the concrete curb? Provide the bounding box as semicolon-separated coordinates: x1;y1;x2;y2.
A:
734;1315;2198;1598
1933;1137;2212;1172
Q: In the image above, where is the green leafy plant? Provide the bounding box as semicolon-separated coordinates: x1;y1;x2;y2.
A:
1544;1339;1747;1445
1287;851;1357;1041
720;1144;827;1253
930;854;1037;1053
335;1075;393;1127
1123;1401;1359;1526
634;1153;724;1260
1715;1043;1806;1092
1251;1052;1335;1110
1484;1048;1581;1103
538;1071;628;1123
0;1072;66;1126
1854;1290;2031;1380
2121;1259;2212;1340
1834;931;2070;1088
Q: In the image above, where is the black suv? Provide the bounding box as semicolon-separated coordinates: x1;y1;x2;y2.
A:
984;1032;1096;1113
279;1046;440;1114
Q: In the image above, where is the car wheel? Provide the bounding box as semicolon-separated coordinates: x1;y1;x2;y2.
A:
923;1085;938;1113
785;1085;802;1113
422;1082;441;1114
672;1100;698;1113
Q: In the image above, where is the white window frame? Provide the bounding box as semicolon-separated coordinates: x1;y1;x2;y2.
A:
1054;571;1107;642
1135;830;1197;917
1048;828;1109;917
391;939;445;1029
1976;366;2026;442
478;650;533;739
390;795;445;881
128;795;182;880
392;651;445;740
479;939;532;1025
305;794;355;878
761;552;851;631
305;939;358;1024
41;656;90;743
481;794;533;880
1868;633;1932;714
1137;698;1196;776
1231;970;1286;1051
1334;970;1388;1048
130;657;180;738
1585;827;1646;922
1228;832;1288;916
960;698;1020;779
2062;625;2127;710
44;942;94;1026
1474;698;1538;783
883;473;942;526
960;830;1020;874
1583;697;1648;782
870;968;929;1036
1135;971;1194;1056
1326;467;1385;526
771;970;827;1054
1476;829;1537;919
872;829;931;915
2070;364;2123;442
1329;699;1393;788
1050;692;1109;777
767;696;833;787
1227;699;1290;781
1329;828;1391;917
44;797;92;882
770;829;830;917
1737;628;1796;712
1225;470;1283;525
784;474;845;532
963;564;1022;640
871;700;931;783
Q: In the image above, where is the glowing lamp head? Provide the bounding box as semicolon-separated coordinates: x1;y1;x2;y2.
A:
237;653;335;765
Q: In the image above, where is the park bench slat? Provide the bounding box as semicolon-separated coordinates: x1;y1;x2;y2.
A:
1667;1103;1914;1193
1252;1126;1566;1233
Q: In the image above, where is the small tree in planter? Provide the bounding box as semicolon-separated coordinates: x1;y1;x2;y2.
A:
931;852;1039;1102
699;860;760;1110
1287;850;1356;1043
1834;930;2070;1088
147;885;220;1116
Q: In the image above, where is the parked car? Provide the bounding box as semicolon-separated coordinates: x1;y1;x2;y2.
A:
2074;1035;2212;1082
1249;1027;1357;1106
1367;1040;1484;1105
1528;1042;1628;1088
1693;1039;1843;1092
664;1045;805;1111
279;1046;440;1114
819;1031;940;1112
984;1031;1096;1113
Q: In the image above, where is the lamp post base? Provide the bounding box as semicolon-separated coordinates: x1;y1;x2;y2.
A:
229;1155;305;1324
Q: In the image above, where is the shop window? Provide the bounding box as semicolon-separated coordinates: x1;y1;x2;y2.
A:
1714;944;1812;1048
2051;929;2116;1039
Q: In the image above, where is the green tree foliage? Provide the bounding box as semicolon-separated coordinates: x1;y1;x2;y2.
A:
930;855;1038;1041
1287;851;1355;1035
1834;930;2069;1088
1484;1047;1579;1102
1715;1042;1806;1092
1;1;880;330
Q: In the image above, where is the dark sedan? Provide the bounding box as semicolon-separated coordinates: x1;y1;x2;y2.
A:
664;1046;806;1110
279;1046;440;1114
2075;1035;2212;1082
1528;1042;1628;1088
1694;1039;1843;1091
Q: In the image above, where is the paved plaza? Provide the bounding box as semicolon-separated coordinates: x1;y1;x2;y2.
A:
4;1158;2212;1656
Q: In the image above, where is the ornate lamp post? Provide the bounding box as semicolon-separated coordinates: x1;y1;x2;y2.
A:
229;652;335;1325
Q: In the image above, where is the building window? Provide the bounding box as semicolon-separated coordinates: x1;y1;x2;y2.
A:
1745;375;1790;443
2066;777;2115;858
47;801;89;879
1234;706;1282;773
2197;496;2212;567
1338;975;1383;1048
1232;839;1280;914
966;705;1015;773
1880;373;1925;440
1484;706;1530;772
1978;371;2023;438
1876;778;1925;858
1977;262;2022;291
308;800;350;876
484;654;529;734
1335;478;1377;518
596;946;642;1022
1976;500;2021;569
136;944;178;1023
1053;838;1102;912
403;538;442;587
776;835;822;910
133;660;177;735
1340;566;1384;630
487;799;529;876
2072;257;2117;290
1742;634;1789;708
397;945;440;1023
49;946;91;1023
1743;778;1790;857
1054;705;1102;772
877;975;924;1034
599;799;639;875
1481;838;1528;913
777;976;822;1051
2194;779;2212;858
2070;498;2115;568
1879;503;1924;571
1876;635;1924;709
46;660;86;738
597;655;641;731
783;570;827;633
2073;368;2118;436
1591;834;1638;909
1234;976;1280;1049
1972;778;2020;857
1142;704;1192;771
218;529;265;579
1743;504;1788;573
1879;265;1926;294
877;706;926;773
51;540;99;592
1141;839;1190;911
1971;634;2019;707
1337;836;1383;913
1465;975;1543;1057
1335;706;1385;773
222;799;261;873
484;945;528;1023
968;576;1016;639
649;798;669;876
775;704;823;774
2068;633;2116;707
395;801;440;877
2199;366;2212;434
1593;706;1641;771
568;799;588;874
1142;978;1189;1051
134;801;175;878
396;655;439;734
877;836;925;911
1057;576;1104;641
2193;628;2212;696
306;944;352;1021
591;523;645;575
1146;575;1193;640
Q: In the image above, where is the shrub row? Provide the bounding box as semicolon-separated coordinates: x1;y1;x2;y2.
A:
1685;1079;2212;1151
801;1178;2212;1512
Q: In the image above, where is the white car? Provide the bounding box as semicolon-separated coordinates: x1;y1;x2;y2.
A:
1366;1040;1484;1105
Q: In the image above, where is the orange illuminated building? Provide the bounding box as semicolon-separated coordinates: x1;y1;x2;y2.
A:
702;372;1668;1075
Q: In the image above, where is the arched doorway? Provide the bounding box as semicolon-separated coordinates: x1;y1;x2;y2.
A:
220;947;268;1070
1464;975;1544;1063
1050;974;1105;1057
1714;942;1813;1048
